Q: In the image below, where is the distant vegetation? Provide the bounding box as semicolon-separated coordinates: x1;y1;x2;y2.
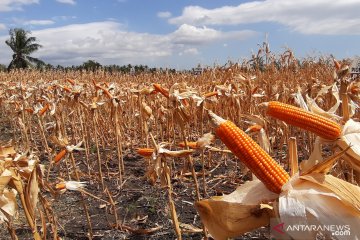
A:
5;28;44;71
2;28;177;73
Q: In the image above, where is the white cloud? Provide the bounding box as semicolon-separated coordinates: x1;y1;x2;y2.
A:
171;24;257;45
56;0;76;5
179;48;199;56
10;18;55;26
0;0;38;12
23;20;55;26
0;21;256;66
0;21;173;66
157;11;172;18
0;24;6;30
169;1;360;35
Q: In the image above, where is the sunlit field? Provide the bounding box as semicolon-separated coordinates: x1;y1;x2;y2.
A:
0;49;359;240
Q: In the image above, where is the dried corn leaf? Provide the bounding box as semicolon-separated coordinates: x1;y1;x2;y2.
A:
0;170;12;194
0;189;17;223
179;223;203;233
302;147;349;176
160;165;170;187
292;88;308;110
26;165;39;219
300;173;360;211
258;128;271;154
196;180;277;240
306;94;341;121
300;137;323;171
121;224;163;235
159;149;194;158
0;146;16;158
145;156;161;185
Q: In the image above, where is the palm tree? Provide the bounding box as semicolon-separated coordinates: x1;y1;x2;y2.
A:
5;28;44;70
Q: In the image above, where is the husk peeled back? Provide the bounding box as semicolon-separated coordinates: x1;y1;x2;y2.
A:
278;173;360;240
197;151;360;240
195;179;278;240
337;119;360;172
301;117;360;173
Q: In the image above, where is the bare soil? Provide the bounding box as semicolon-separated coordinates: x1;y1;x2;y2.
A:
0;120;271;239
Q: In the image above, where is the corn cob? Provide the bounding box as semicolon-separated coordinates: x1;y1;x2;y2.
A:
25;108;34;114
265;101;341;140
96;85;113;99
55;182;66;190
178;141;199;149
54;149;67;163
333;58;341;70
153;84;169;98
203;91;218;98
350;85;359;95
39;103;50;116
66;78;75;86
62;86;72;93
208;111;289;193
137;148;154;157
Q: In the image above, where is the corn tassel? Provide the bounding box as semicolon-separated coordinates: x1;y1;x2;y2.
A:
208;111;289;193
265;101;341;140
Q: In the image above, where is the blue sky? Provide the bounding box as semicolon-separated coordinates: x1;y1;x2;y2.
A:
0;0;360;69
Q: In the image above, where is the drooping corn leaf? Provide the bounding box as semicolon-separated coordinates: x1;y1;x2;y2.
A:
26;165;39;220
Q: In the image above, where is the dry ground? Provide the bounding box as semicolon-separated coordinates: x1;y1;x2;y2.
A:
0;100;272;240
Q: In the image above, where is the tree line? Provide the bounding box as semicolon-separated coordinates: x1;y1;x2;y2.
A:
1;28;176;73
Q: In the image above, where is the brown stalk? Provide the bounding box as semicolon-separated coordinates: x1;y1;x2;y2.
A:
288;137;299;176
91;109;105;189
113;103;124;186
162;155;182;240
69;152;94;239
105;188;121;229
6;220;18;240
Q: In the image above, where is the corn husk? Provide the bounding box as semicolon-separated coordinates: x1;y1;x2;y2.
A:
195;179;278;240
197;147;360;240
277;172;360;240
336;119;360;172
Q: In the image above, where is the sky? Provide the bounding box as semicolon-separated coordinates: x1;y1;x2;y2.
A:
0;0;360;69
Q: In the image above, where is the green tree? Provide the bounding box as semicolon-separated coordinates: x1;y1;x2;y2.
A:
82;60;102;72
5;28;44;70
0;64;6;72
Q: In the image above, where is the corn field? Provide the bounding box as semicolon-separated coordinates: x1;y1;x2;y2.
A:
0;50;360;240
